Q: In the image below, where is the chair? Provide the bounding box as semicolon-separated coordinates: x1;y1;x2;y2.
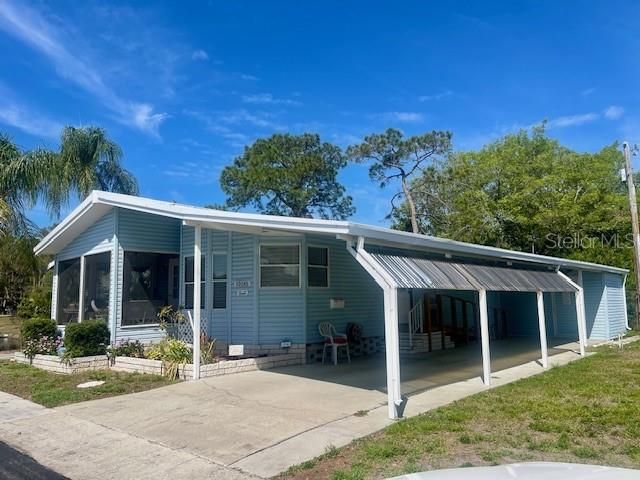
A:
318;322;350;365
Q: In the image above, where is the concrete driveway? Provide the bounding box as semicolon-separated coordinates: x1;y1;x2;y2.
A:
0;339;585;479
58;365;389;466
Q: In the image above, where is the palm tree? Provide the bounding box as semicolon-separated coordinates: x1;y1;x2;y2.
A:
0;134;49;235
0;127;138;236
46;126;139;217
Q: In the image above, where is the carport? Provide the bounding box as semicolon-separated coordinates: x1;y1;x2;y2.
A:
346;237;588;419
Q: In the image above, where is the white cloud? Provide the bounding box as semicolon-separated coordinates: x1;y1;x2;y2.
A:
377;111;425;123
129;104;170;134
239;73;259;81
580;87;596;97
241;93;302;106
418;90;453;102
547;113;599;128
191;49;209;61
0;101;62;139
0;83;62;138
218;109;285;130
184;110;268;148
0;1;168;137
603;105;624;120
162;160;223;184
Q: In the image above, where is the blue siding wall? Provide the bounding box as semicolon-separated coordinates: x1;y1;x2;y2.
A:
118;209;181;252
230;233;256;344
605;273;627;338
544;292;579;338
58;210;114;260
582;271;608;339
306;236;384;344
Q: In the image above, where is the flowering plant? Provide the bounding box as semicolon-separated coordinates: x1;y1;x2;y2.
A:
22;335;62;360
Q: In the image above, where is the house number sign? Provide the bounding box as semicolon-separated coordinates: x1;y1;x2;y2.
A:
233;280;252;288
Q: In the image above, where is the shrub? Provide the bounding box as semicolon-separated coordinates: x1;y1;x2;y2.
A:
109;339;145;358
17;286;52;319
20;317;58;343
20;317;61;360
63;320;110;358
200;332;216;364
147;338;192;379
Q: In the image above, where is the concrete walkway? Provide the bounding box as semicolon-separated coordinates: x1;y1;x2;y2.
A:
0;340;606;479
0;392;258;480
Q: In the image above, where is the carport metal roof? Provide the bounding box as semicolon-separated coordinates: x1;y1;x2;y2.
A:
370;253;577;292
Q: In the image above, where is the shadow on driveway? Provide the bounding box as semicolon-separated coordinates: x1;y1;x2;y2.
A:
0;441;68;480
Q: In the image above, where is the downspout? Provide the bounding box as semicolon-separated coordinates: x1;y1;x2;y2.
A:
343;236;402;419
623;273;631;330
557;270;587;356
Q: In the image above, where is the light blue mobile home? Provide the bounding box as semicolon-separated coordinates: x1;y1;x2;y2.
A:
36;191;630;419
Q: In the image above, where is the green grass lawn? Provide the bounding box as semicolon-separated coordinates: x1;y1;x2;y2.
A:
0;316;22;351
0;361;175;407
282;342;640;480
0;315;22;336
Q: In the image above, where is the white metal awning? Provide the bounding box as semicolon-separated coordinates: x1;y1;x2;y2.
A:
370;254;578;292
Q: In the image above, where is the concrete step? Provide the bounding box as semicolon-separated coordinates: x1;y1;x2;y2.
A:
399;331;456;352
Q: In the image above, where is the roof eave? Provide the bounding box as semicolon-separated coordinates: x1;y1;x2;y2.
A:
347;223;629;275
33;192;98;256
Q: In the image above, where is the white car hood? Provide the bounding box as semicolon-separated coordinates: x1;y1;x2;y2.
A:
390;462;640;479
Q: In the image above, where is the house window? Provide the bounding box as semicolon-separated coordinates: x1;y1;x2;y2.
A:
260;245;300;287
212;253;227;309
308;246;329;288
184;256;206;309
122;252;179;326
56;257;81;324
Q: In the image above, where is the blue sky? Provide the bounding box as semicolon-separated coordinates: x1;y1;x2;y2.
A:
0;0;638;228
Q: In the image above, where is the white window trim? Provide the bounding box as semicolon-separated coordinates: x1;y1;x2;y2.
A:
307;245;330;289
212;251;228;310
259;243;302;289
184;255;206;309
119;323;160;329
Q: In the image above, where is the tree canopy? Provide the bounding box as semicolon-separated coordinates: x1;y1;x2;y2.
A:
347;128;452;233
220;133;354;219
46;126;139;217
392;126;630;268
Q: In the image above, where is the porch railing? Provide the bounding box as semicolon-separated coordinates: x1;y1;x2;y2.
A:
408;297;424;349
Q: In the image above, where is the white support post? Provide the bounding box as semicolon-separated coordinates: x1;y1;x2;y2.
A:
575;290;586;356
384;287;401;416
78;255;86;323
344;237;402;419
537;290;548;368
576;270;587;356
192;225;202;380
478;289;491;385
